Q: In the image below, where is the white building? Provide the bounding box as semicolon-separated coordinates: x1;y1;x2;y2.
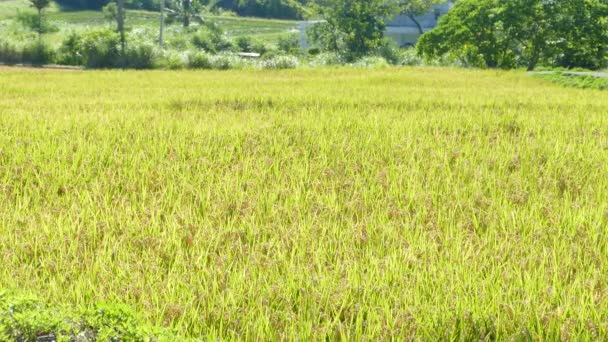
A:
299;2;454;51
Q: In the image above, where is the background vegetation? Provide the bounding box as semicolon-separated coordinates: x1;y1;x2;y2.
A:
0;0;605;70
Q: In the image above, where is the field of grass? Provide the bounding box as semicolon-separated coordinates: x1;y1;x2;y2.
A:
534;72;608;90
0;0;298;48
1;67;608;340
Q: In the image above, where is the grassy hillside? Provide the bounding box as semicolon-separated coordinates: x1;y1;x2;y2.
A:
0;0;298;47
0;67;607;339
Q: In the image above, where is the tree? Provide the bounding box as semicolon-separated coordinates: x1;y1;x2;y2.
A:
310;0;392;60
391;0;443;34
166;0;204;27
29;0;51;43
417;0;503;68
117;0;126;53
417;0;608;70
102;1;126;54
548;0;608;70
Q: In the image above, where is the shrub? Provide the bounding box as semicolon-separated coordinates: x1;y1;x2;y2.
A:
191;23;233;53
209;53;245;70
308;52;344;67
22;42;55;65
352;56;389;68
376;39;401;65
236;36;268;55
398;48;423;66
0;40;22;65
187;51;212;69
80;29;121;68
278;34;300;55
124;42;157;69
16;12;58;35
251;41;268;56
0;290;175;341
259;55;299;70
56;32;85;66
307;47;321;56
236;36;253;52
158;51;187;70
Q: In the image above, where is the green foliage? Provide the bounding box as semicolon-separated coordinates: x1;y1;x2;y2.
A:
209;52;243;69
418;0;608;70
0;39;23;65
29;0;52;12
277;33;299;54
375;38;402;65
124;41;157;68
307;46;320;56
157;50;187;68
0;290;174;341
165;0;204;27
309;0;391;61
56;32;85;65
16;11;58;34
55;0;110;10
191;22;233;52
259;54;299;69
80;29;122;68
187;50;212;68
21;41;55;64
215;0;309;19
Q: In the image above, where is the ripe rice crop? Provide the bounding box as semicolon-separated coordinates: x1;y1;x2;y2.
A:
0;67;607;340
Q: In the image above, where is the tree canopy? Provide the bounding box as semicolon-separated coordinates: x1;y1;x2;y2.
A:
417;0;608;70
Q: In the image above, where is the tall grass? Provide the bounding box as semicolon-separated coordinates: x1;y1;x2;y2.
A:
0;67;607;340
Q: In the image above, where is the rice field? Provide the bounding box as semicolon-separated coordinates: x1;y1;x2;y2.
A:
1;67;608;340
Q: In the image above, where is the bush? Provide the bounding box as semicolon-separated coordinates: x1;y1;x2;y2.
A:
191;23;233;53
80;29;121;68
209;53;245;70
236;36;253;52
187;51;212;69
0;40;22;65
309;52;344;67
398;48;423;66
376;39;401;65
259;55;299;70
278;34;300;55
0;290;175;341
22;42;55;65
16;12;58;35
308;47;321;56
56;32;85;66
352;56;389;68
157;51;187;70
124;42;156;69
236;36;268;55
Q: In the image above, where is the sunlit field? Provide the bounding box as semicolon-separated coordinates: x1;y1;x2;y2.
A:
1;67;607;340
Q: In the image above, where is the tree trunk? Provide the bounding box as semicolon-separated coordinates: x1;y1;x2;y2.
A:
527;45;540;71
183;0;190;27
407;15;424;35
37;8;42;44
117;0;126;54
159;0;165;48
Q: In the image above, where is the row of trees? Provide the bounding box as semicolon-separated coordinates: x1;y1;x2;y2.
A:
308;0;607;70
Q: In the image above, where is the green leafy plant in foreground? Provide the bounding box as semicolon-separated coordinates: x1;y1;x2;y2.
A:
0;291;176;341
